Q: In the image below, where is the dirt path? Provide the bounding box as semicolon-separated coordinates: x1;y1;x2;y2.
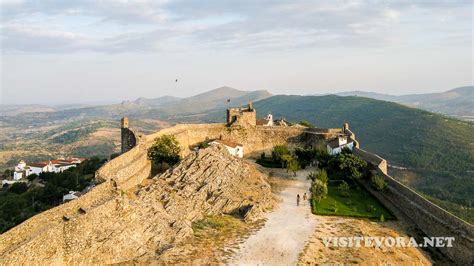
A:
229;170;317;265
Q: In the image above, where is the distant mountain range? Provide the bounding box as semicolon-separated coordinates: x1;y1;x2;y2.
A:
333;86;474;120
0;87;272;127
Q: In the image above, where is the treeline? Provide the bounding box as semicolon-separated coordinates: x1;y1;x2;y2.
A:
0;157;106;233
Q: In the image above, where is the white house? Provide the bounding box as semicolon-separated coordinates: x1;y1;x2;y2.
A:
15;158;86;178
50;160;78;173
256;113;274;126
209;139;244;158
29;162;49;176
14;160;31;180
327;136;354;155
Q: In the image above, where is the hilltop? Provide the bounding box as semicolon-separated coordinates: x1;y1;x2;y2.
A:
335;86;474;119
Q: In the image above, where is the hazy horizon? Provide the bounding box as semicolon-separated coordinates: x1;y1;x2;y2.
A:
1;85;473;106
1;1;472;105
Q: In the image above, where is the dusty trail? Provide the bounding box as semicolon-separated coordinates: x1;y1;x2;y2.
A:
229;170;316;265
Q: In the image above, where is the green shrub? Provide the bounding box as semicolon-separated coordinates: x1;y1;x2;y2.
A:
148;135;181;169
371;174;387;191
338;181;350;197
299;120;315;128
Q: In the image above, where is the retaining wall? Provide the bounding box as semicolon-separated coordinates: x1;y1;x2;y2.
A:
356;148;474;264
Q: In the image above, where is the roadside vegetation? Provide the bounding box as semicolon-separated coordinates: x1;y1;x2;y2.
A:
0;157;106;233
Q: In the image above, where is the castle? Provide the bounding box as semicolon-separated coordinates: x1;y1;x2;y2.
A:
226;102;257;127
0;104;472;264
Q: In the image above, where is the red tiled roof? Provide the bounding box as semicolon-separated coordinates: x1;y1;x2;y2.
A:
30;162;48;168
256;119;270;125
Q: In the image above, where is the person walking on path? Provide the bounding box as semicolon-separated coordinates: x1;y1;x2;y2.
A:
297;194;300;206
303;193;308;206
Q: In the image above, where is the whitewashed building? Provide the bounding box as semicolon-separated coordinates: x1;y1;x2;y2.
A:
256;113;274;126
209;139;244;158
14;160;31;180
13;158;86;179
327;136;354;155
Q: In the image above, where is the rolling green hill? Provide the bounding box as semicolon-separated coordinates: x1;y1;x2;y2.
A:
253;95;474;222
336;86;474;119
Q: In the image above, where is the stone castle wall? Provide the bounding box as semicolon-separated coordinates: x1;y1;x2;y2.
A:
355;148;473;264
4;117;472;264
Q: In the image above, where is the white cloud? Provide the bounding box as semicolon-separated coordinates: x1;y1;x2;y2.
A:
383;9;400;20
0;0;471;54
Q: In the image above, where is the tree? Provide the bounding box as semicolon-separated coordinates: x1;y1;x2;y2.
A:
307;169;328;184
287;159;300;177
329;152;367;181
314;147;331;168
148;135;181;169
295;147;318;168
27;173;38;182
8;182;28;194
281;154;294;169
311;179;328;203
272;145;290;168
299;120;315;128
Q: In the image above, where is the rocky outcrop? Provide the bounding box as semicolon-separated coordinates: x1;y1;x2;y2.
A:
0;146;274;264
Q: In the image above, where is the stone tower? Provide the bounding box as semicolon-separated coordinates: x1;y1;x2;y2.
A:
343;122;349;133
226;102;257;127
121;117;136;154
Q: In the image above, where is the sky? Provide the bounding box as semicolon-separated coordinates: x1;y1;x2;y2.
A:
0;0;472;105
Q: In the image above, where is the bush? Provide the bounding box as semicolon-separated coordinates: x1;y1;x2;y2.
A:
338;181;350;197
307;169;328;184
197;141;210;149
311;179;328;203
299;120;315;128
287;158;300;177
371;174;387;191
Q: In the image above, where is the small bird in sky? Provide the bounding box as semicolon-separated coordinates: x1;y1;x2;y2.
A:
175;79;178;83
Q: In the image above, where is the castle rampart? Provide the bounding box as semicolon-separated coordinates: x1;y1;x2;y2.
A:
2;113;472;264
355;148;473;264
